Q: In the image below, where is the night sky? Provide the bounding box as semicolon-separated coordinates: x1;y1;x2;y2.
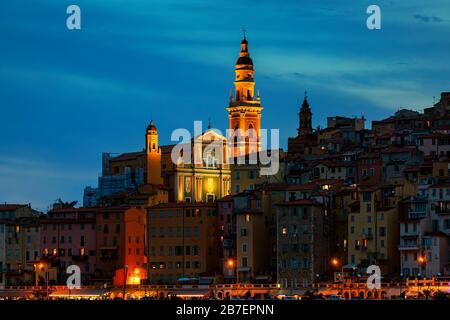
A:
1;0;449;210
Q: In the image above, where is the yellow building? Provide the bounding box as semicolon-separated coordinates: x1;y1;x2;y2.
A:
230;150;286;194
347;179;416;275
227;34;263;157
145;120;163;185
162;129;231;203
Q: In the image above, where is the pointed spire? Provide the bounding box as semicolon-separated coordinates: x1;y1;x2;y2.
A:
230;89;233;102
208;117;212;130
256;89;260;101
302;91;310;108
243;26;246;40
147;119;157;131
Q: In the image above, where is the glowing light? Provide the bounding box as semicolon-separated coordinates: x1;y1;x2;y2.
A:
331;258;339;267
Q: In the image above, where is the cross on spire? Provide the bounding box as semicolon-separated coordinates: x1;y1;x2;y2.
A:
243;26;246;39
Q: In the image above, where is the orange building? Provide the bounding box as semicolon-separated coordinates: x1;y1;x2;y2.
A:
94;206;147;285
146;202;219;284
227;34;263;157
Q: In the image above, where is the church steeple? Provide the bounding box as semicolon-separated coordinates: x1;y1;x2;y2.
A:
233;32;255;103
298;92;312;135
145;120;162;185
227;33;263;157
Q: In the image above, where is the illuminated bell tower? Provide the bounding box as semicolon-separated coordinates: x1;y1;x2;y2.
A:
145;120;163;185
227;32;263;157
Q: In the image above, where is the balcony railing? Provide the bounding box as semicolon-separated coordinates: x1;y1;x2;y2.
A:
408;210;426;219
398;243;419;250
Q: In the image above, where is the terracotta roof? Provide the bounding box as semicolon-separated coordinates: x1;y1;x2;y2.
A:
217;195;234;202
49;207;100;213
149;202;216;209
0;204;28;212
419;133;450;139
277;199;322;206
111;151;144;162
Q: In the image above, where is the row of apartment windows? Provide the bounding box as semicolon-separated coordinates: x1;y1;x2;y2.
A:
280;243;309;254
149;261;201;269
279;258;310;269
281;207;310;218
234;170;258;180
42;247;92;257
350;226;385;236
43;224;94;231
149;227;200;238
149;245;201;257
281;225;309;236
3;250;39;261
360;158;377;165
43;236;85;246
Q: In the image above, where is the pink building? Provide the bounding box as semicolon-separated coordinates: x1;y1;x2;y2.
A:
418;133;450;157
40;207;98;284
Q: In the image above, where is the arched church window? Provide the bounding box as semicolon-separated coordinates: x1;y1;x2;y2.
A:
152;143;156;150
248;123;255;138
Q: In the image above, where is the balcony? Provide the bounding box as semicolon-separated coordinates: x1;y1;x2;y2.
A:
361;233;373;240
72;254;89;262
400;230;419;237
398;243;419;251
408;210;426;219
435;202;450;215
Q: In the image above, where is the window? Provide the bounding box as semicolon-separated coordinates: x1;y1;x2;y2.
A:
282;226;287;236
363;192;371;202
242;244;248;253
302;208;308;220
242;257;248;267
240;228;248;237
351;226;355;234
368;216;372;223
235;171;240;180
379;227;386;237
245;214;251;222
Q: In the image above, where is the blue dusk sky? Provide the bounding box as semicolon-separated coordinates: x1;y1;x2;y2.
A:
1;0;449;210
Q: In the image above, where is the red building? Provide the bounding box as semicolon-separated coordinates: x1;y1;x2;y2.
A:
356;153;382;185
94;206;147;285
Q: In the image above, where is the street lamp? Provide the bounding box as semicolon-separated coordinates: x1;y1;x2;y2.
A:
315;274;320;293
123;265;129;300
417;272;421;300
399;273;404;300
437;272;441;292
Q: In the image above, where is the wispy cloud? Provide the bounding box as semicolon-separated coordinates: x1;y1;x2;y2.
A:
413;14;444;23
